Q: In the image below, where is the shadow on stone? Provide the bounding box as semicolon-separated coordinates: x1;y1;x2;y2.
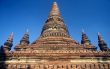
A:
0;46;7;69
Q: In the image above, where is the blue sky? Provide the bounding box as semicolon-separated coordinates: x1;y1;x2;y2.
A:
0;0;110;50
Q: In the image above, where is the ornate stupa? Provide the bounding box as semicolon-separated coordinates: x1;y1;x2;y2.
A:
0;1;110;69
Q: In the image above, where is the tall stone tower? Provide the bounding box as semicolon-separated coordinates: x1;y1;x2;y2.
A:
0;1;110;69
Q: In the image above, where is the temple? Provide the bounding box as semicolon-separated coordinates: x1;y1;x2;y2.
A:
0;1;110;69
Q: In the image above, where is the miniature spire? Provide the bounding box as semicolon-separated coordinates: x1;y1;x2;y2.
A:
20;30;30;45
81;30;91;45
8;32;14;41
4;32;14;51
98;32;108;51
49;1;60;17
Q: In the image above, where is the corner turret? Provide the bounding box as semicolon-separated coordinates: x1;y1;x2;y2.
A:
98;32;108;51
81;30;96;51
81;30;91;45
20;29;30;46
3;32;13;51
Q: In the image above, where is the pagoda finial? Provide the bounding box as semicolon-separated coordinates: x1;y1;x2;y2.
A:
98;32;101;35
26;28;29;34
49;1;60;17
82;28;85;34
8;32;14;41
26;29;29;32
98;32;108;51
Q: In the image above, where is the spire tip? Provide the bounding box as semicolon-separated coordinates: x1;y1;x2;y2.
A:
49;0;60;17
9;32;14;41
26;29;29;33
82;28;85;33
98;32;101;35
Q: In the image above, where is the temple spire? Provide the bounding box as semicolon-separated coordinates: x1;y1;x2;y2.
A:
49;1;60;17
98;32;108;51
20;30;30;46
40;1;70;38
4;32;14;51
81;30;91;45
81;30;97;51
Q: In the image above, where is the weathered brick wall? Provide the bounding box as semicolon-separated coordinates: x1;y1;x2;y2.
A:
6;63;110;69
